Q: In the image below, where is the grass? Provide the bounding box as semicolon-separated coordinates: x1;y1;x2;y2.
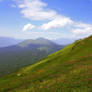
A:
0;36;92;92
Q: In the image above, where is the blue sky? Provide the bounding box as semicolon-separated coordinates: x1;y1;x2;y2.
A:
0;0;92;40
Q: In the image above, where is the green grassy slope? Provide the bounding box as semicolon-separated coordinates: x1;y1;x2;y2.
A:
0;36;92;92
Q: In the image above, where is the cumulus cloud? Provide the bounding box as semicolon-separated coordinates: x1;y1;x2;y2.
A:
15;0;57;20
40;16;73;30
15;0;74;31
15;0;73;28
23;23;35;31
14;0;92;39
72;23;92;38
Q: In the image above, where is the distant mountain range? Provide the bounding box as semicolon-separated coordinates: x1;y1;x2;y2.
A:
0;37;22;47
0;37;76;48
0;38;64;76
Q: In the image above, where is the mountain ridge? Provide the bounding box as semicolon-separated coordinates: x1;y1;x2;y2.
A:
0;38;64;76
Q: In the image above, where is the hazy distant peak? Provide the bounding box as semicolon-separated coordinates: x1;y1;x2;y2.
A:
0;37;22;47
18;38;59;48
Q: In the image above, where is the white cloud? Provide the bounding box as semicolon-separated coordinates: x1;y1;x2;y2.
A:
14;0;92;39
75;22;92;28
15;0;74;30
23;23;35;31
72;23;92;38
15;0;57;20
40;16;73;30
15;0;74;31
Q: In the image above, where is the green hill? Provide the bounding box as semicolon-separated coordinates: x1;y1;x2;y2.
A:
0;36;92;92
